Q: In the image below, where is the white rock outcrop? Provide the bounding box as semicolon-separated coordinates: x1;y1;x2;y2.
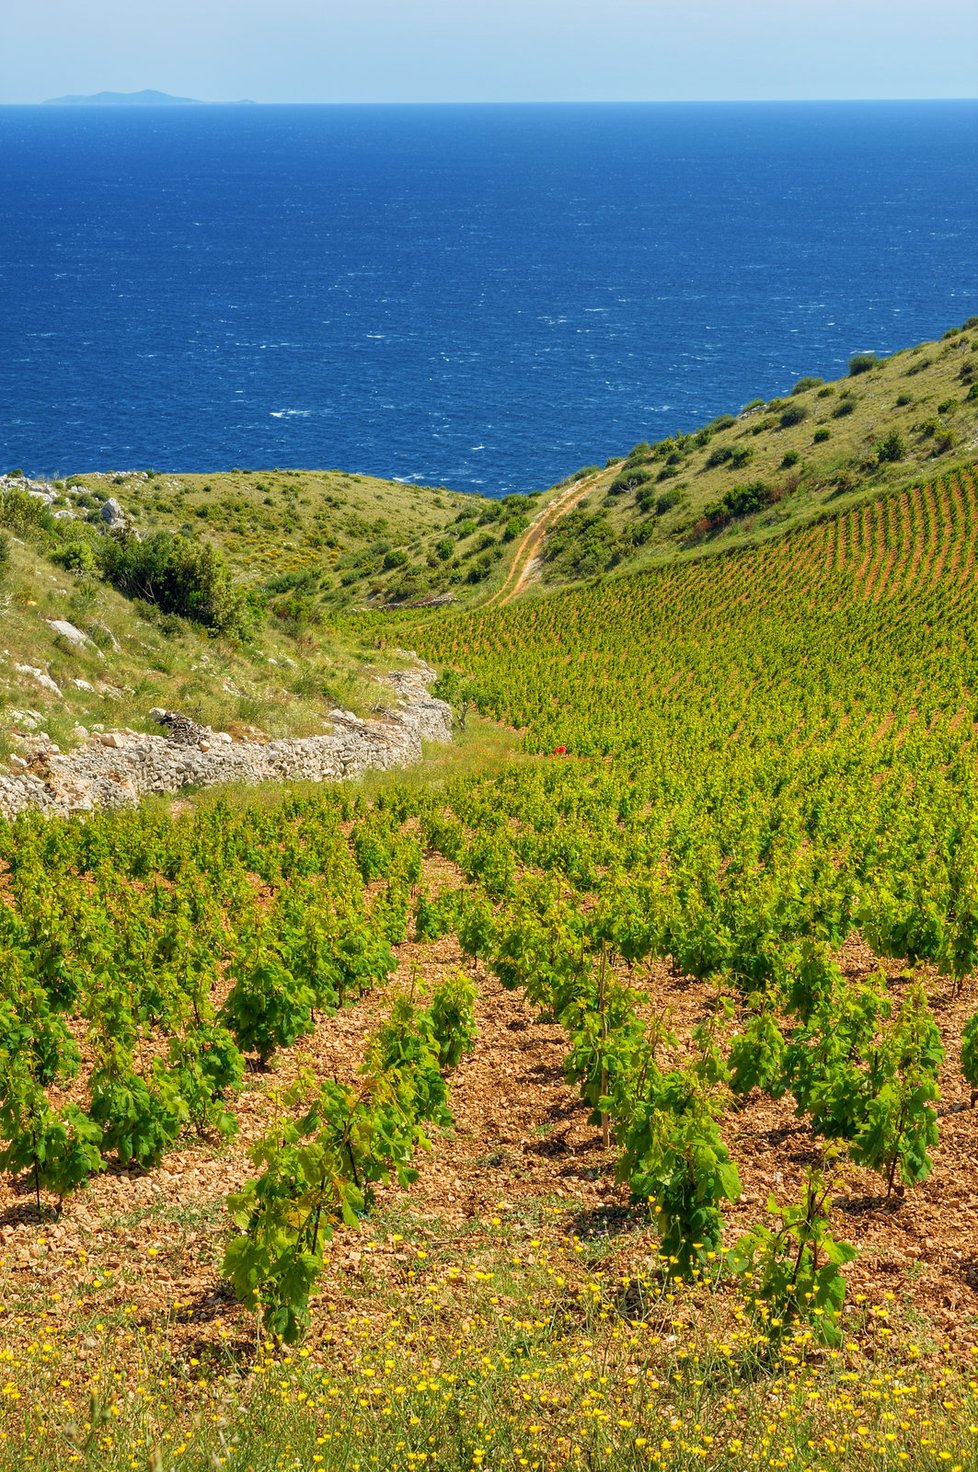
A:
0;661;452;821
47;619;102;655
14;665;63;698
99;497;127;527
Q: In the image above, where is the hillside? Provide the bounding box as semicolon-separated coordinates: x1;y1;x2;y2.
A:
56;467;539;610
3;328;978;1470
520;319;978;590
0;466;540;762
0;524;422;769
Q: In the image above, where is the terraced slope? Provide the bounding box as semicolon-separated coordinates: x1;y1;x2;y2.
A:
413;461;978;757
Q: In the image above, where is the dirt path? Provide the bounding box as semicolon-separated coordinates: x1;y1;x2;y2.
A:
485;472;604;608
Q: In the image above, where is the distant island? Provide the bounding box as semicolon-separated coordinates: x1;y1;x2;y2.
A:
42;89;255;107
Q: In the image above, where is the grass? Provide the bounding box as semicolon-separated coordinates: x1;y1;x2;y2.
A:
56;466;541;612
0;1195;975;1471
0;535;420;755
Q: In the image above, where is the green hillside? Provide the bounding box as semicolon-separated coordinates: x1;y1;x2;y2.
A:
0;527;415;761
57;465;541;609
527;319;978;588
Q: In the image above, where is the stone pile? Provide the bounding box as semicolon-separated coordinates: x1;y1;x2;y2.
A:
0;661;452;821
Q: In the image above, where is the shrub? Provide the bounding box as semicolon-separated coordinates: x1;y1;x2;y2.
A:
542;509;620;580
780;450;801;469
723;481;771;517
50;529;98;575
779;403;808;429
610;469;652;496
896;394;913;407
832;398;856;419
0;531;8;587
848;352;877;375
97;530;256;638
875;431;906;464
937;398;958;415
704;445;733;469
729;446;753;468
655;489;684;516
813;428;831;444
0;487;53;536
792;376;823;395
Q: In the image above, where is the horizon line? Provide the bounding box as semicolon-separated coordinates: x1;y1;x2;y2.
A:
7;95;978;108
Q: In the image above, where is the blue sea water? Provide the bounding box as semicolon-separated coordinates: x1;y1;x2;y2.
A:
0;101;976;495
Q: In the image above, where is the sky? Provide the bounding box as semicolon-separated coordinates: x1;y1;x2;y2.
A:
2;0;976;104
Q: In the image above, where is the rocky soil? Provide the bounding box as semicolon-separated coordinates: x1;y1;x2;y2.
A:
0;659;452;820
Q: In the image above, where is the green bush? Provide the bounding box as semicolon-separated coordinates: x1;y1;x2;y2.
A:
723;481;771;517
832;398;856;419
792;376;824;395
0;487;53;536
610;469;652;495
848;352;877;376
655;488;684;516
780;450;801;469
875;431;906;464
779;403;808;429
813;428;831;444
97;530;256;638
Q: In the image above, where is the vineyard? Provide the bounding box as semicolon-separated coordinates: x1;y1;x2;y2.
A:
3;459;978;1468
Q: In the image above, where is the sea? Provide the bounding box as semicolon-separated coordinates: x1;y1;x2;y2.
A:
1;101;976;495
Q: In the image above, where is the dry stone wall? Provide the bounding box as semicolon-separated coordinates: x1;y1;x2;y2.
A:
0;661;452;821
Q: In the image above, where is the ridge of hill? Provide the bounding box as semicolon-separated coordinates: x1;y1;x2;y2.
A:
42;90;222;107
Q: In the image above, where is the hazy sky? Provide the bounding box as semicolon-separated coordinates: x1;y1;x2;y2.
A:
3;0;976;104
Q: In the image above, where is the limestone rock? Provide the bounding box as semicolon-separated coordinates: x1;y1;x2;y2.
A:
15;665;63;698
99;498;127;527
47;619;102;655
